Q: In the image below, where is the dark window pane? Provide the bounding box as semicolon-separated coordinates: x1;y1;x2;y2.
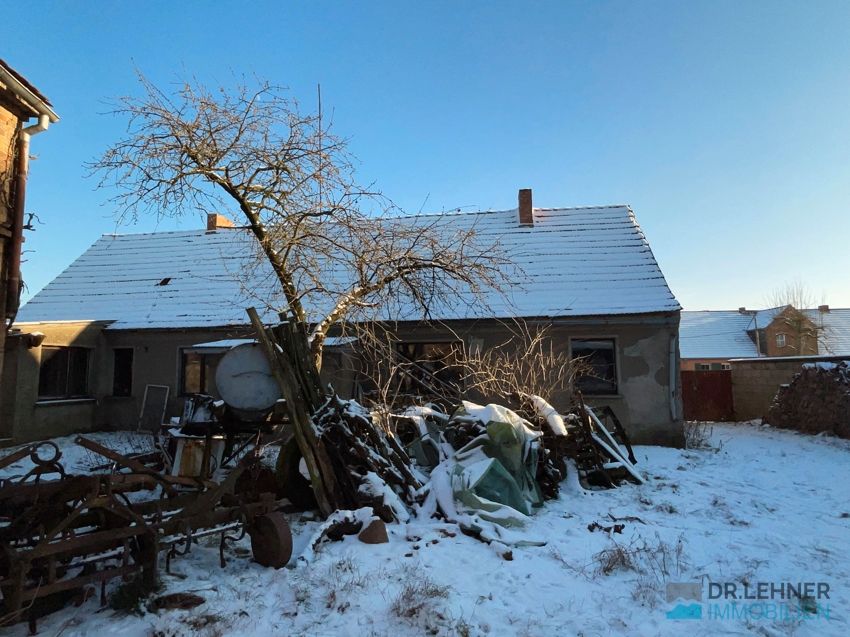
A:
38;347;69;398
204;356;220;397
113;348;134;397
572;338;617;395
395;341;462;396
38;347;90;399
67;348;90;396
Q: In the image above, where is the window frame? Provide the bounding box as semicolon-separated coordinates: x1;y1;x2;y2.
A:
178;348;225;396
37;346;92;400
569;336;620;396
775;333;787;348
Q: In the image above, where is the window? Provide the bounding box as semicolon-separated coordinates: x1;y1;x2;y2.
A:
695;363;711;371
112;348;134;397
38;346;91;399
395;341;463;396
180;350;221;395
776;333;786;348
721;363;731;370
571;338;618;395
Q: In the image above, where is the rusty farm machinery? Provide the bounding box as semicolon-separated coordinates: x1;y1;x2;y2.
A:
0;435;292;630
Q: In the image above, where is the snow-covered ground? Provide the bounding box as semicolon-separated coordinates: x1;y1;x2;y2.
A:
2;423;849;636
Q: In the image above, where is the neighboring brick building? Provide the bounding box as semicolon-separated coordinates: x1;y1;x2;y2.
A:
680;305;850;421
0;60;58;439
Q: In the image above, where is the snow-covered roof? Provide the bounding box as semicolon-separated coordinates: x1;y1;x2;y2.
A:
189;336;357;350
17;206;680;329
679;311;760;359
18;229;284;329
811;308;850;355
680;307;850;358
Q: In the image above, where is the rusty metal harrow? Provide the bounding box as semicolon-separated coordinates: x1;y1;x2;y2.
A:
0;437;292;629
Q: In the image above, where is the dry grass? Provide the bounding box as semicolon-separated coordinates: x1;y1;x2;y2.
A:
390;570;450;619
593;534;688;579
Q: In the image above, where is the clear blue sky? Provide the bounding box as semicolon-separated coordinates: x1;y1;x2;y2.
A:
4;0;850;310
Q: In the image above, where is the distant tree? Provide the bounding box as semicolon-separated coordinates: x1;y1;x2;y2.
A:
765;281;826;354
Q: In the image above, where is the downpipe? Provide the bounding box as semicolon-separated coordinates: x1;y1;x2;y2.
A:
5;113;50;326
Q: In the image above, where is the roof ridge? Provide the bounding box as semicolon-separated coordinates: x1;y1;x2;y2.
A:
100;227;247;238
102;205;635;232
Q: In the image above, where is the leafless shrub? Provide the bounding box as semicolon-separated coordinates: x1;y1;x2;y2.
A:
351;318;592;417
684;422;715;450
461;319;591;404
594;534;688;581
390;571;450;618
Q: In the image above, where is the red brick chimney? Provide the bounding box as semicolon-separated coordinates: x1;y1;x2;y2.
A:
518;188;533;226
207;213;235;231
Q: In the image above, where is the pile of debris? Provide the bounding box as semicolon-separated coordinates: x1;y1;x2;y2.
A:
765;360;850;439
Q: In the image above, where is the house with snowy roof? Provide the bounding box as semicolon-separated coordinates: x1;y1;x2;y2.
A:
3;190;683;445
680;305;850;370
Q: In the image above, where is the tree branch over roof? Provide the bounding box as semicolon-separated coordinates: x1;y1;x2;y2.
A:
89;74;511;367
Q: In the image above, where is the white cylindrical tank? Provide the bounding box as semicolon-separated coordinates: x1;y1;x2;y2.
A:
215;343;282;415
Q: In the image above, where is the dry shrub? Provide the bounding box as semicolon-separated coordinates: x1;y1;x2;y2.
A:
390;571;450;619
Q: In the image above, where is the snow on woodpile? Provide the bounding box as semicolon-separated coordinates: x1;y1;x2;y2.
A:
16;205;679;329
765;360;850;438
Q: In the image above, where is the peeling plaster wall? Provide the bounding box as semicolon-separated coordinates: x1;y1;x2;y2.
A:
4;313;683;447
384;312;683;446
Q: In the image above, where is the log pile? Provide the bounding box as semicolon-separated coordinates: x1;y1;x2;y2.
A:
315;396;422;521
764;361;850;439
247;309;421;522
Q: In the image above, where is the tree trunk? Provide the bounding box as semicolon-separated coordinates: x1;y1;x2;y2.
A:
247;308;339;516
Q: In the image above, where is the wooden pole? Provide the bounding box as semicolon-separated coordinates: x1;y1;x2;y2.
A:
247;308;338;516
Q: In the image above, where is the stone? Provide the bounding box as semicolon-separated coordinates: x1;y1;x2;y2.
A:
357;519;389;544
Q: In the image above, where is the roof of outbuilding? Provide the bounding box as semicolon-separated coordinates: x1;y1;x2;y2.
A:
17;205;680;329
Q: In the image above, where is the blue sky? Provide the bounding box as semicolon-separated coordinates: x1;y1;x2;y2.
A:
4;0;850;309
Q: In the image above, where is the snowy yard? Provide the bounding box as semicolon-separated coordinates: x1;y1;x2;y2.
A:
2;423;849;636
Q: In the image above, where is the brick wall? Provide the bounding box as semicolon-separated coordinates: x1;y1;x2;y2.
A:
730;356;850;420
0;103;22;400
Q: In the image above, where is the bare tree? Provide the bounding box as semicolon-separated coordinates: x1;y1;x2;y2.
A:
765;280;827;354
90;75;512;516
90;75;510;370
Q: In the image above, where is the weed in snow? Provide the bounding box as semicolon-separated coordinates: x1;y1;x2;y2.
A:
390;567;450;619
594;533;688;580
